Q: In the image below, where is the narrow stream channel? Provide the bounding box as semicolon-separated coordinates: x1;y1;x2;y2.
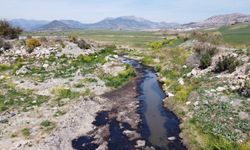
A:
121;57;186;150
72;57;186;150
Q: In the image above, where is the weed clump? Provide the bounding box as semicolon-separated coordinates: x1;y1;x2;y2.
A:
21;128;30;138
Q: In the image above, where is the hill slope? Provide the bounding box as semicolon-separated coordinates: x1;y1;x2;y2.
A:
219;23;250;45
37;20;71;31
183;13;250;28
9;19;49;31
87;16;179;30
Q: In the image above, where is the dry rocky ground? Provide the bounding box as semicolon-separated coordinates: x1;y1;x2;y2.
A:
0;37;135;150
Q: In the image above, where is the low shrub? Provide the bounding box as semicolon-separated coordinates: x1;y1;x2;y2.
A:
175;85;191;102
194;44;217;56
149;41;164;50
191;31;223;45
26;38;41;53
0;38;12;52
200;53;212;69
76;39;91;49
214;55;240;73
68;34;78;43
0;38;4;48
2;42;11;50
194;44;218;69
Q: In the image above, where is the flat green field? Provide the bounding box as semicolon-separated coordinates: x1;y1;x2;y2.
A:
218;23;250;46
26;30;165;49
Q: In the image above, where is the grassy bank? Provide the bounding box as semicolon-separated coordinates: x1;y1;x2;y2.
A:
120;33;250;149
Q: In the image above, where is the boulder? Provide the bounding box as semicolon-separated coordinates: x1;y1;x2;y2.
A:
135;140;146;148
186;53;201;68
16;66;31;75
178;78;184;85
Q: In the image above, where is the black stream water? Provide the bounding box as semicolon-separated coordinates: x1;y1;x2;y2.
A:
72;57;186;150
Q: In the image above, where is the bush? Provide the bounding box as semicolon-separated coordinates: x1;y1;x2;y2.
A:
0;38;3;48
194;44;217;56
0;38;12;52
149;41;164;50
0;20;22;39
68;34;78;43
191;31;223;45
200;53;212;69
26;38;41;53
3;42;11;50
194;44;218;69
76;39;91;49
215;55;240;73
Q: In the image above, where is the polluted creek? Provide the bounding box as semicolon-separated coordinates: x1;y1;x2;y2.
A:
72;57;186;150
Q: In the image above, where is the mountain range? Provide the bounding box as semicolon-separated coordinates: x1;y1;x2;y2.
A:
8;16;179;31
7;13;250;31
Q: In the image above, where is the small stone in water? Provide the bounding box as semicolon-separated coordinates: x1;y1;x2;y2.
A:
168;136;176;141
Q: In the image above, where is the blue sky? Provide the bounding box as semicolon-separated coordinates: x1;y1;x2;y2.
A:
1;0;250;23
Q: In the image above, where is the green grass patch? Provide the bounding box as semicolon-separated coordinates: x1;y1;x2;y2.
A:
219;23;250;46
142;56;154;65
0;84;48;112
40;120;55;132
21;128;30;138
52;87;79;99
103;65;136;88
0;64;12;72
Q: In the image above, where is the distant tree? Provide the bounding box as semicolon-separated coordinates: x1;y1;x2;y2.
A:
0;20;22;39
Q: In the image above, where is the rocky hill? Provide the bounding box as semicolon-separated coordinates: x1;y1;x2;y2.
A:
183;13;250;28
37;20;71;31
